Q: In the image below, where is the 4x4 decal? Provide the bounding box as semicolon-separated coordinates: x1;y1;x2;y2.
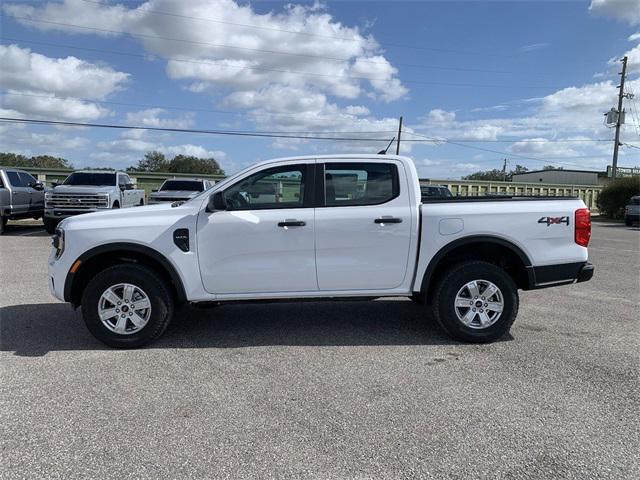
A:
538;216;570;226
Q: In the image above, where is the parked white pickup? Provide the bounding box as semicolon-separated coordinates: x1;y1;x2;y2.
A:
44;170;145;233
48;155;594;348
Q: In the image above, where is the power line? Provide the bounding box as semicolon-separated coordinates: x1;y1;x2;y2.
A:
0;117;401;142
0;91;618;143
1;21;564;89
75;0;518;59
403;131;611;143
2;16;509;74
407;131;603;168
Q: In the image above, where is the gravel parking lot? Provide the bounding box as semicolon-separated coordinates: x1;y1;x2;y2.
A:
1;221;638;479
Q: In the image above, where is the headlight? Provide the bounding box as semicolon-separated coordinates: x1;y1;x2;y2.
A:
52;226;65;259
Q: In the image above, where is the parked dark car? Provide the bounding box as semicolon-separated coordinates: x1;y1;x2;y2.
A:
0;168;45;234
625;195;639;226
420;185;452;201
148;178;214;204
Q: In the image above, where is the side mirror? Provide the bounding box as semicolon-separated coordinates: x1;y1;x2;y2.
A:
151;189;158;193
51;181;59;188
125;183;135;190
206;191;227;212
31;181;44;191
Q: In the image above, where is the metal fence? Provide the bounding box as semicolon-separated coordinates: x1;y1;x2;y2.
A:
420;179;602;212
3;166;603;212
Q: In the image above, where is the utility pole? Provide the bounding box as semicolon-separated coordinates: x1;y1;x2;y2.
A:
612;56;628;180
502;158;508;182
396;116;403;155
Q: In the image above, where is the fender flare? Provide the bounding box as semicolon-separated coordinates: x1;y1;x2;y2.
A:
64;242;187;303
419;235;534;293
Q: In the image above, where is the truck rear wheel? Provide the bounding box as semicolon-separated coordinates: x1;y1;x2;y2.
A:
44;217;58;234
0;215;6;234
81;264;174;348
432;261;518;343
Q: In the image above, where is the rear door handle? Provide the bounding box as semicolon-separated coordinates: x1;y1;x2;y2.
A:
374;217;403;224
278;219;306;227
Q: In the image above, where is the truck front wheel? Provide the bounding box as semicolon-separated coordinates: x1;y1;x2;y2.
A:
44;217;58;234
432;261;518;343
81;264;174;348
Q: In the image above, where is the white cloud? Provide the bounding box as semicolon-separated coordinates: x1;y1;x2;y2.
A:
519;43;550;52
0;44;128;100
0;127;89;157
1;90;108;121
125;109;195;129
0;44;128;121
589;0;640;25
4;0;406;103
509;138;581;158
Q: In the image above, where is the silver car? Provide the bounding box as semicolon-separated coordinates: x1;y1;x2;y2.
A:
624;195;639;226
148;178;214;204
0;168;45;233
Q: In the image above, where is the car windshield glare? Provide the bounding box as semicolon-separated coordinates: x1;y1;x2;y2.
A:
63;172;116;186
160;180;204;192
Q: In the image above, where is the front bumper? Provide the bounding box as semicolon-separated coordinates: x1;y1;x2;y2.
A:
45;208;100;219
526;261;594;289
48;249;67;302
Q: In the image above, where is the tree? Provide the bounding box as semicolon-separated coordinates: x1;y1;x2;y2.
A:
463;164;529;181
167;155;224;175
0;152;72;169
463;169;505;181
30;155;73;169
542;165;563;171
127;151;168;172
596;177;640;218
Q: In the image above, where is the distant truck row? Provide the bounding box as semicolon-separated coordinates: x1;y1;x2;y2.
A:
0;167;216;234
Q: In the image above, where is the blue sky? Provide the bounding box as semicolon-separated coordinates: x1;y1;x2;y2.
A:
1;0;639;177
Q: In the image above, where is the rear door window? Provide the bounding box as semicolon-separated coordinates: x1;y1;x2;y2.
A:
323;163;399;206
6;172;25;187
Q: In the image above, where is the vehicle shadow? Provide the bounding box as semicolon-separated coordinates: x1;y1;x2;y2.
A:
597;223;640;230
1;223;48;237
0;299;489;356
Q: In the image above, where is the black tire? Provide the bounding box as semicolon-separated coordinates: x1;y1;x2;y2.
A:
139;199;144;206
81;264;174;348
432;260;518;343
112;201;120;209
44;217;58;234
0;215;6;234
625;217;632;226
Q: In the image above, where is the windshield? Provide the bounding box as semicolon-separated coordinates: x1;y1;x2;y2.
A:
160;180;204;192
63;172;116;186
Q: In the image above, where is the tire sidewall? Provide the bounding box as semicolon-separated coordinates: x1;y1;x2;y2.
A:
81;265;173;348
435;262;518;342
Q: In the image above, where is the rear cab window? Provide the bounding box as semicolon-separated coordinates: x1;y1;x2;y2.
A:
6;171;24;187
323;162;399;207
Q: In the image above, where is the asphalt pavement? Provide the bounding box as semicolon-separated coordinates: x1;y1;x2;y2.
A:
1;220;638;479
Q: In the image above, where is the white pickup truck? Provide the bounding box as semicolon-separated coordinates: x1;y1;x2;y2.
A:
48;155;594;348
44;170;145;233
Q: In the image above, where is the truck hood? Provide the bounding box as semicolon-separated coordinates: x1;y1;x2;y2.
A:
51;185;115;194
61;202;199;230
149;190;199;199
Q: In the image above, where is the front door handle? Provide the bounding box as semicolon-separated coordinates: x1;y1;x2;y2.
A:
374;217;403;224
278;219;306;227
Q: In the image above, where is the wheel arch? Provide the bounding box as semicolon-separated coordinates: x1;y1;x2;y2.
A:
64;242;187;307
419;235;534;304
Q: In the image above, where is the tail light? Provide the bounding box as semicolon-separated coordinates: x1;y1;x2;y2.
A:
575;208;591;247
